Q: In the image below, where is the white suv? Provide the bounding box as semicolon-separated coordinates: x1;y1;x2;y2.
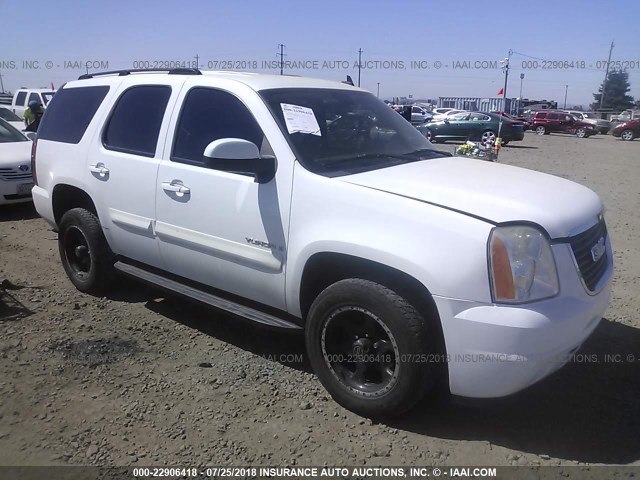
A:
32;69;612;417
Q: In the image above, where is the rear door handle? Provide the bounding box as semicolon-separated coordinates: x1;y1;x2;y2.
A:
89;163;109;175
161;182;191;195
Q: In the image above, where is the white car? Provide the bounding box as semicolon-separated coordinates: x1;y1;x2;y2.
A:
431;109;468;121
0;106;26;130
0;119;34;205
32;69;612;417
431;108;455;115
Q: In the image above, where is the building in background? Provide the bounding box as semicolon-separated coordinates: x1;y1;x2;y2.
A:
438;97;557;115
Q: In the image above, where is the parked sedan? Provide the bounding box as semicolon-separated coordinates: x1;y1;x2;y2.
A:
0;118;33;205
611;119;640;141
416;112;525;145
0;106;25;130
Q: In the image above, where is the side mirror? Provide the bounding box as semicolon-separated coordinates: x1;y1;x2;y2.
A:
203;139;276;184
24;132;37;141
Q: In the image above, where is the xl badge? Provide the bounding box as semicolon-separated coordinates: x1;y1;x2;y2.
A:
591;237;606;262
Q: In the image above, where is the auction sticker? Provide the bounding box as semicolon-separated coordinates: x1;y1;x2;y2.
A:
280;103;321;136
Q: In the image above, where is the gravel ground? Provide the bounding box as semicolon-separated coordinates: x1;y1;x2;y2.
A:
0;132;639;468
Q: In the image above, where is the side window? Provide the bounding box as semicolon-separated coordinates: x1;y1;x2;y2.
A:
28;93;40;105
38;86;110;144
547;113;559;120
14;91;27;106
172;88;264;164
535;113;545;119
103;85;171;157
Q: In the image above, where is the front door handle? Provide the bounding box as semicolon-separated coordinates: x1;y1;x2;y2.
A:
89;163;109;175
161;182;191;195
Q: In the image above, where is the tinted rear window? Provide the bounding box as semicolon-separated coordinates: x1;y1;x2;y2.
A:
103;85;171;157
38;86;110;144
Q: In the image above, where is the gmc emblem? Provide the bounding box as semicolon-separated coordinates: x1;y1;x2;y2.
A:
591;237;606;263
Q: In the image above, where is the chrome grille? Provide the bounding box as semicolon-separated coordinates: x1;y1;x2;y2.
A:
0;167;32;181
568;218;608;291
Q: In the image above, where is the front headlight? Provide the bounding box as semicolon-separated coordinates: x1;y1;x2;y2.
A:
489;225;559;303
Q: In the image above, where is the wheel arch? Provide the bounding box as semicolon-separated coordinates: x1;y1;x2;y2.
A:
52;184;98;226
299;252;446;352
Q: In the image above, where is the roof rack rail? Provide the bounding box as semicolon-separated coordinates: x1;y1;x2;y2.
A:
78;68;202;80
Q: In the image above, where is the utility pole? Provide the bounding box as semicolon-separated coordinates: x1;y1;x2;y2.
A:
564;85;568;109
599;40;615;110
194;54;200;69
497;50;512;142
357;48;362;87
0;71;4;93
377;82;380;98
519;73;524;115
277;44;286;75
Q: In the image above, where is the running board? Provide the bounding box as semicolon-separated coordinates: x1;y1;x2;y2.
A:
114;261;302;330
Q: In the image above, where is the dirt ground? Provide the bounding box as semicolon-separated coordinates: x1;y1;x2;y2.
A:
1;132;639;469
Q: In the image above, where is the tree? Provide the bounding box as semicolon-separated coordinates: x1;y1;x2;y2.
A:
591;69;635;111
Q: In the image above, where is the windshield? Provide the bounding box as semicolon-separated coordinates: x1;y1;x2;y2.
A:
42;92;55;105
0;119;28;143
581;112;598;119
0;108;21;122
260;88;446;176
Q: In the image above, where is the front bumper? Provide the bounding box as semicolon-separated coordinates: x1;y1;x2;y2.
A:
0;179;33;205
434;238;613;398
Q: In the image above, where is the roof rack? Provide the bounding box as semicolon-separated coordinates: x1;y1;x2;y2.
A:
78;68;202;80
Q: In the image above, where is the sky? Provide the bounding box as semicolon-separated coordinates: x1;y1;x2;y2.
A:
1;0;639;108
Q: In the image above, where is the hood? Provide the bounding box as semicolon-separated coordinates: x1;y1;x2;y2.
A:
340;156;602;238
0;141;32;167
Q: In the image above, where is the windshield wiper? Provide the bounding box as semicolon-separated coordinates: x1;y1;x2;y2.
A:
316;152;403;167
400;148;451;158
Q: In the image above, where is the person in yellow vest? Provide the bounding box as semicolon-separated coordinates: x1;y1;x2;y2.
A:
24;101;43;127
23;101;44;131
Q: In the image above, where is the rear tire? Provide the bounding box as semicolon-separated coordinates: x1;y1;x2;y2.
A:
58;208;115;294
305;279;436;417
621;129;635;141
535;126;546;135
481;130;496;144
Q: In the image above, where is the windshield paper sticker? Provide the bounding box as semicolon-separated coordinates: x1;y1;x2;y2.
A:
280;103;321;136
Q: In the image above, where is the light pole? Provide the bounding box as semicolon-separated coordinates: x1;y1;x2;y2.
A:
497;50;512;142
564;85;568;109
519;73;524;115
377;82;380;98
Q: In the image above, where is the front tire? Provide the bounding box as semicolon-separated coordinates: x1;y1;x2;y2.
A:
621;129;635;141
423;128;436;143
58;208;115;293
305;279;435;417
576;128;587;138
